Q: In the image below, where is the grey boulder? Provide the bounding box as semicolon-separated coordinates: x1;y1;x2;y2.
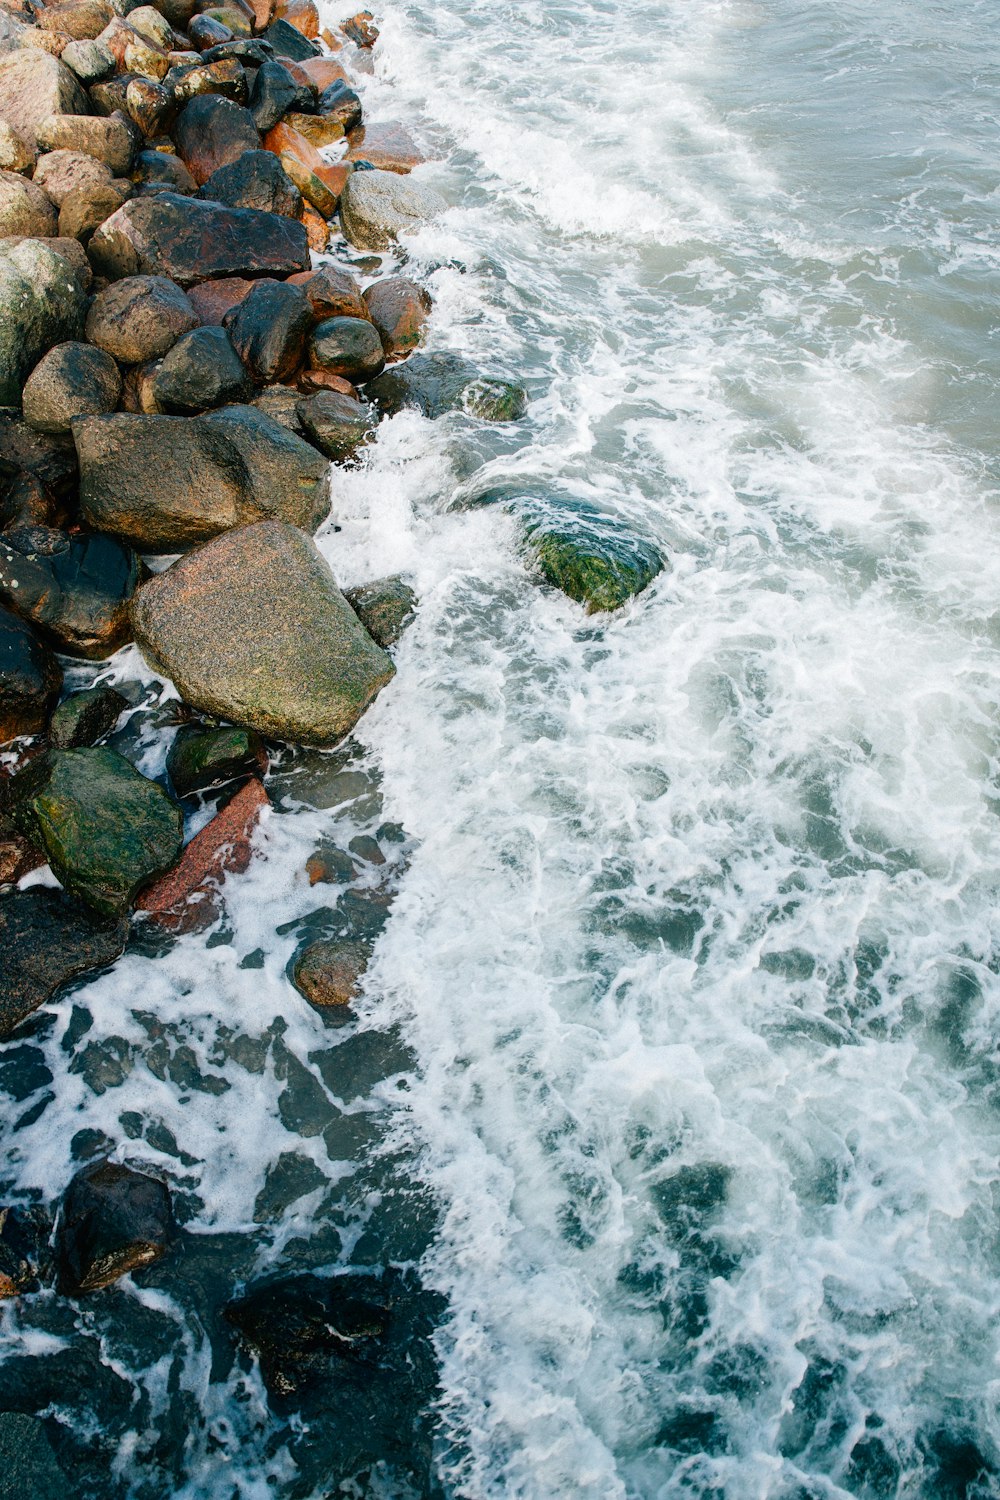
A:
339;167;446;251
0;239;85;406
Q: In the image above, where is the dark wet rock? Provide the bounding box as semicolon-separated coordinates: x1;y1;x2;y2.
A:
0;1413;67;1496
292;935;368;1016
0;1206;52;1296
124;76;175;138
89;191;310;285
296;389;372;460
166;55;250;107
49;684;127;748
174;93;259;187
18;746;183;917
76;405;329;551
0;169;58;238
199;38;276;68
166;722;267;796
252;381;302;431
316;77;362;133
36;111;135;175
56;1157;174;1293
0;474;54;533
33;149;114;210
0;412;77;504
526;513;665;613
0;52;88;151
150;324;251;413
249;57;311;132
223;277;311;383
261;16;318;61
0;887;127;1039
132;146;197;194
296;367;358;397
287;263;367;320
197;147;301;217
363;276;431;362
186;274;253;325
339;166;445;251
226;1271;390;1395
57;178;131;243
85;273;199;364
308;315;384;383
345;575;416;648
0;528;142;658
132;520;395;745
189;10;232;47
0;240;86;406
22;342;121;435
61;36;117;84
366;352;527;421
0;608;61;743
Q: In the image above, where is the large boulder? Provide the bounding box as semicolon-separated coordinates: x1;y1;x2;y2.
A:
249;58;312;133
0;51;88;150
85;273;199;364
36;111;135;175
76;405;330;551
287;263;367;320
0;607;61;742
56;1158;174;1294
0;239;86;405
308;315;384;383
22;341;121;433
197;148;301;217
18;746;183;916
39;0;114;41
0;887;128;1039
88;191;310;285
58;179;130;243
366;351;528;422
223;277;312;383
338;167;446;251
61;37;117;84
131;520;395;745
174;94;260;186
0;169;57;237
150;325;251;413
0;527;141;658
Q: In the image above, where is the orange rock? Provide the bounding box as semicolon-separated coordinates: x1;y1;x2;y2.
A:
301;207;329;251
282;110;344;149
345;121;425;175
292;936;369;1012
295;55;346;89
248;0;273;28
296;368;358;396
135;778;269;934
187;276;256;325
315;160;350;199
279;57;318;96
278;151;337;218
273;0;318;38
342;10;377;47
263;120;325;175
319;27;341;50
287;264;368;320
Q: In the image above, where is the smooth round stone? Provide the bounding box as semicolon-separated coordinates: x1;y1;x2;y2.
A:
307;315;385;383
22;341;121;433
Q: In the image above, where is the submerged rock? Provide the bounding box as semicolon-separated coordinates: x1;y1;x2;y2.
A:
18;746;183;917
167;723;267;797
0;240;86;407
0;528;142;659
0;608;61;743
366;352;527;422
226;1271;390;1396
0;886;128;1039
527;517;665;613
89;192;309;286
345;575;416;648
0;1413;67;1497
131;520;395;746
56;1158;174;1294
292;935;369;1016
75;405;329;551
0;1206;52;1296
338;167;446;251
49;685;127;748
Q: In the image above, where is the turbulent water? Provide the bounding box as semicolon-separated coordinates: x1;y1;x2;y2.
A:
4;0;1000;1495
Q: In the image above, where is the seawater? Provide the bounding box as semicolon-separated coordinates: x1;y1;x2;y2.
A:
3;0;1000;1495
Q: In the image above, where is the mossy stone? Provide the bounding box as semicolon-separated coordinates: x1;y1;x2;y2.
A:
344;575;416;648
49;685;127;748
463;377;527;422
528;525;664;613
167;723;266;797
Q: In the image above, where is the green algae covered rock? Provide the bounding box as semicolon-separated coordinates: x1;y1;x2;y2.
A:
365;352;527;423
527;519;664;613
21;747;183;917
167;723;266;797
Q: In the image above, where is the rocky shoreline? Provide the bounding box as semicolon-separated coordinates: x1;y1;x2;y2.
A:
0;0;664;1482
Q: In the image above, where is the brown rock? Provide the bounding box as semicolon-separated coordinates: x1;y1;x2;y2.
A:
174;95;259;187
36;110;136;175
168;56;248;106
281;109;344;149
277;149;336;217
292;935;368;1013
261;118;322;174
96;15;147;66
294;54;345;88
58;178;130;241
300;205;328;251
135;776;269;932
86;273;199;363
126;4;174;50
123;36;170;81
296;368;357;396
273;0;317;37
363;276;432;362
120;359;163;413
345;121;425;175
0;122;35;176
248;0;274;29
187;275;254;325
125;77;175;138
342;9;377;46
33;147;113;207
287;263;367;320
39;0;113;40
0;50;88;150
0;168;58;237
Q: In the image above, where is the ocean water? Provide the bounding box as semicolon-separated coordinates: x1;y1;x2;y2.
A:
4;0;1000;1496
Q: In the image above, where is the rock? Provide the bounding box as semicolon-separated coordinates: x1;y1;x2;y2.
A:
0;1413;67;1496
527;517;665;613
197;147;300;217
0;607;61;742
296;367;358;396
76;405;329;550
0;408;78;501
36;111;134;174
123;36;170;82
345;574;416;647
61;36;116;83
0;887;127;1038
223;277;310;383
282;109;344;149
157;0;200;29
174;94;259;187
20;747;183;915
300;204;328;251
296;389;372;460
120;359;163;413
294;55;346;90
339;167;445;252
0;473;56;532
274;149;335;218
225;1271;390;1396
0;240;85;408
189;11;233;47
0;123;35;176
308;315;384;384
150;324;250;412
89;75;132;119
22;341;121;434
167;55;248;107
186;274;252;324
0;1206;52;1296
0;527;142;658
362;277;431;361
273;0;317;39
287;263;367;320
198;4;251;37
33;148;114;209
84;273;199;363
131;520;395;745
125;3;172;49
251;381;301;430
56;1158;174;1293
124;76;175;137
134;774;268;932
366;351;528;421
0;231;90;288
342;9;377;46
249;57;310;132
199;38;274;68
49;684;127;747
89;191;309;285
0;169;57;237
132;147;196;193
57;178;130;242
315;78;361;133
345;121;423;174
261;16;317;62
0;50;87;150
166;722;266;796
39;0;113;40
292;935;368;1014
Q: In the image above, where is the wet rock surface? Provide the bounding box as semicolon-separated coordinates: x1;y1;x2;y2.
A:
0;606;61;743
292;935;369;1015
167;722;267;797
296;388;372;460
89;192;309;286
527;513;665;612
0;528;141;658
338;166;446;251
308;315;385;383
174;93;260;185
56;1158;174;1293
224;277;312;383
0;1413;67;1497
0;887;128;1039
0;240;85;407
366;350;528;421
150;324;251;413
22;342;121;434
345;575;417;648
197;147;302;216
0;1206;52;1297
49;685;127;748
85;274;199;364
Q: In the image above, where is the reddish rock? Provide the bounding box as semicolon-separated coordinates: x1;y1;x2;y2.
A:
248;0;274;28
273;0;318;38
294;55;346;89
262;118;322;174
287;263;368;320
0;51;88;151
342;10;377;46
292;935;369;1013
135;776;269;932
277;151;336;218
174;94;259;186
300;206;328;251
345;121;425;175
187;275;255;325
296;367;357;396
363;276;432;362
